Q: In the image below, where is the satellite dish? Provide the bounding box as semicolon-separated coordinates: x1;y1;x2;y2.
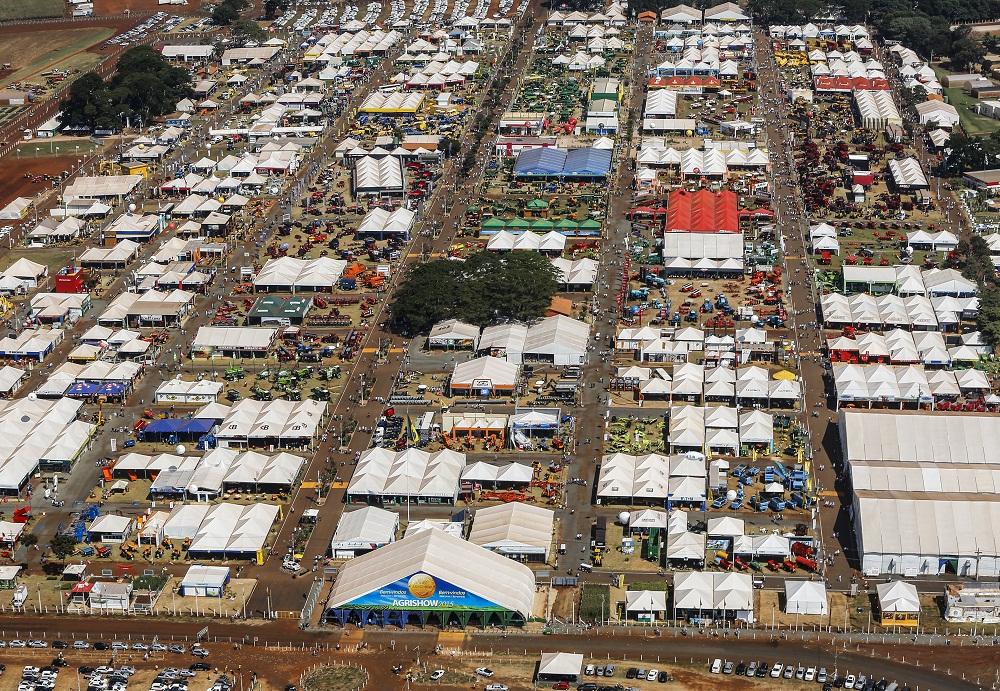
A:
175;444;186;455
617;511;630;525
726;489;738;501
27;393;36;401
128;203;137;213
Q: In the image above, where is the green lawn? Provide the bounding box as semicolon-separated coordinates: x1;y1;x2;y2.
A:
15;139;101;157
932;65;1000;136
0;0;63;21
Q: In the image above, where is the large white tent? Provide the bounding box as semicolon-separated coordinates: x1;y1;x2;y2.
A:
347;447;466;504
784;580;828;615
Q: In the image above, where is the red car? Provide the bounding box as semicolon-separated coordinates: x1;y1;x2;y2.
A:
551;683;569;690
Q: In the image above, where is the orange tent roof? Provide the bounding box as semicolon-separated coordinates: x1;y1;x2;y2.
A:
666;189;739;233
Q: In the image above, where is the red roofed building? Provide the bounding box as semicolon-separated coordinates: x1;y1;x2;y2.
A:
666;189;740;233
814;76;891;93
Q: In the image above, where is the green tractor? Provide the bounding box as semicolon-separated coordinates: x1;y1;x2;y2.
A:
311;386;331;401
285;387;302;401
224;366;246;381
225;388;242;402
250;385;273;401
318;365;342;380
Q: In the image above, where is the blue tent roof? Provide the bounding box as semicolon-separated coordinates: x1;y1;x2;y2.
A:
513;147;611;178
563;147;612;177
514;147;566;176
143;418;216;435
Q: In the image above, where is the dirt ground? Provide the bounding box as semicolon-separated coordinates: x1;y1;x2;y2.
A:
93;0;203;14
0;154;77;209
409;654;819;691
0;27;114;88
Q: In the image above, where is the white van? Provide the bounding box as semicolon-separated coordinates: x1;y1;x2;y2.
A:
710;659;722;674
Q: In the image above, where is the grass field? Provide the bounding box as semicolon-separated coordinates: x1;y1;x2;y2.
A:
0;27;114;89
0;0;64;21
15;138;101;156
932;65;1000;136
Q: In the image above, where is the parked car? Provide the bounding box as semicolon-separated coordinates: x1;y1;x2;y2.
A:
429;670;445;681
475;668;494;678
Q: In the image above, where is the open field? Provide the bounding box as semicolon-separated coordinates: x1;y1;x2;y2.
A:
0;0;64;22
14;138;101;157
932;65;1000;136
0;154;79;207
0;26;115;89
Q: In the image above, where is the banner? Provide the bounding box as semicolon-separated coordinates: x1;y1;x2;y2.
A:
342;572;505;612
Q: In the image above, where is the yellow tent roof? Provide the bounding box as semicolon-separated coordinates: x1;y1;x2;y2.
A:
773;370;797;381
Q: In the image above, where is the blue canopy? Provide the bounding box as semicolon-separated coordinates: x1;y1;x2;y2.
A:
140;418;216;442
513;147;611;178
563;147;612;177
514;147;566;176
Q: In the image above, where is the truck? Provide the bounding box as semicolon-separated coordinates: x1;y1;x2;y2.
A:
592;517;607;549
11;584;27;608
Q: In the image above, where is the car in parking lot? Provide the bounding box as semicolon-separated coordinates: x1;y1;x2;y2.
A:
550;683;568;690
817;667;828;683
429;669;445;681
783;665;794;679
72;642;89;650
484;685;507;691
191;647;210;658
625;668;637;679
111;642;128;651
770;662;783;678
604;665;614;676
27;641;47;648
475;668;494;678
722;661;734;675
805;667;817;681
8;640;25;648
646;669;658;681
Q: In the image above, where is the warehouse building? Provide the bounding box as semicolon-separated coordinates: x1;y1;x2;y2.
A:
468;502;554;562
347;447;466;505
330;506;399;558
841;409;1000;577
323;528;535;627
164;502;279;559
190;327;277;359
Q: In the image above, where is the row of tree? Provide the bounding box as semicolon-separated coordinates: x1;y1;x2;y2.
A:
60;47;193;132
389;251;560;335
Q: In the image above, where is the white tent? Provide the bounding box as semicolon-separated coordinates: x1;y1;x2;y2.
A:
784;580;828;615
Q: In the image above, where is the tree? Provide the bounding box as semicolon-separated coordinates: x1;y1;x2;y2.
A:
211;2;240;25
440;136;461;158
50;534;77;560
231;19;266;43
948;33;986;71
19;532;37;549
389;251;560;335
939;130;1000;176
60;46;192;130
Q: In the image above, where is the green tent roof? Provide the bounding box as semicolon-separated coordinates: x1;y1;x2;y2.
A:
555;218;579;229
578;218;602;229
482;217;507;228
507;217;531;229
531;219;555;229
526;198;549;209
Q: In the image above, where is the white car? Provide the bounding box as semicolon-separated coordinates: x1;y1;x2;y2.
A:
770;662;783;678
282;560;300;572
844;674;856;689
429;670;445;681
8;640;26;647
805;667;816;681
484;685;507;691
72;641;90;649
475;668;494;678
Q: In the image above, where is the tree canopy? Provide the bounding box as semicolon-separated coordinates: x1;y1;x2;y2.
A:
946;234;1000;345
389;251;560;336
232;18;266;43
211;0;249;25
939;130;1000;176
60;46;192;131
